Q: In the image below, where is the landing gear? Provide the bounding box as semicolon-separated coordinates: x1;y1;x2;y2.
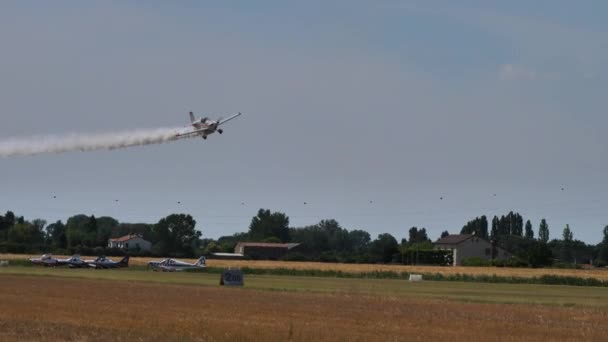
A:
218;129;223;134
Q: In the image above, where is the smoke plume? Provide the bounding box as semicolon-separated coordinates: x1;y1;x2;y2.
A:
0;127;188;157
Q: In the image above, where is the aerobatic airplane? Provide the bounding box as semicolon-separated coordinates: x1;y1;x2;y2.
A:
147;256;206;272
176;112;242;140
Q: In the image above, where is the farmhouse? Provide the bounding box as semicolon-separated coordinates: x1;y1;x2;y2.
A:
434;234;512;266
234;242;300;260
107;234;152;252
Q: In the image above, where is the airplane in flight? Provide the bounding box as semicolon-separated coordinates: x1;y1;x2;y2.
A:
87;255;129;269
147;256;206;272
176;112;242;140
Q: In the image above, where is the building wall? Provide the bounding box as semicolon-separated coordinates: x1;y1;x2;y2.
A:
436;237;511;266
242;246;289;260
108;237;152;252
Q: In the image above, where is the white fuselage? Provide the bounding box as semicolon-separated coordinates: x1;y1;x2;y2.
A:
192;120;218;136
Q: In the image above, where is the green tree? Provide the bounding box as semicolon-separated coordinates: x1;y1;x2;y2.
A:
460;216;488;238
538;219;549;243
562;224;573;242
440;230;450;238
526;241;553;267
595;225;608;265
46;221;67;249
0;211;16;241
370;233;399;263
408;227;430;245
95;217;119;246
153;214;201;257
559;224;574;263
248;209;290;242
348;230;371;252
7;221;44;244
65;215;90;248
524;220;534;240
490;216;499;239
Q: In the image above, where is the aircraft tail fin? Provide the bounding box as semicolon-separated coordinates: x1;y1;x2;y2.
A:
119;255;130;266
195;256;206;267
189;112;196;123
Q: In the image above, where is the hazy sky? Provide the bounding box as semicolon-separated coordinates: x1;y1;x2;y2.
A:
0;1;606;243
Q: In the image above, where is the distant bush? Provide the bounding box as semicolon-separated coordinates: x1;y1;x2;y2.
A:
394;249;453;266
461;257;491;267
593;260;607;268
552;262;583;269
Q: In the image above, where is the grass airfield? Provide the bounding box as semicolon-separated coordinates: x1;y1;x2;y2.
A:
1;265;608;341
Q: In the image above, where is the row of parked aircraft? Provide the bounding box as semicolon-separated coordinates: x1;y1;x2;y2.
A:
30;254;130;269
29;254;207;272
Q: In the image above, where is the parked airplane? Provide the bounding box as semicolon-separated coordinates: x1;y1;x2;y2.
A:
175;112;242;140
87;255;129;269
147;256;206;272
30;254;89;268
30;254;62;267
63;255;89;268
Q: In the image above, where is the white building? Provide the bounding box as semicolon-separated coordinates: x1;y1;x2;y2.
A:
434;234;512;266
108;234;152;252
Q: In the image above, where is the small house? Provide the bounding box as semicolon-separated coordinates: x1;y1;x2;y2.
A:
108;234;152;252
434;234;512;266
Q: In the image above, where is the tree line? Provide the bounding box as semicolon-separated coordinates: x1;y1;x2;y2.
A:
0;212;201;257
1;208;608;267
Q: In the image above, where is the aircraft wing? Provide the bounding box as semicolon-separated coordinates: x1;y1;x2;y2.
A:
218;112;242;126
175;128;208;138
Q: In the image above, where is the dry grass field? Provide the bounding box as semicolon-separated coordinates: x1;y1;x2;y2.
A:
3;253;608;280
1;274;607;341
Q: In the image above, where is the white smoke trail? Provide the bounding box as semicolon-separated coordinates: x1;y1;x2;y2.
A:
0;127;190;157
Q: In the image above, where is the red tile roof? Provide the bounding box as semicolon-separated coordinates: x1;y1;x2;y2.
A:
109;234;144;242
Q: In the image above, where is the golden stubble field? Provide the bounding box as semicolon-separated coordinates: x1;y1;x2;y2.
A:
1;275;607;342
3;253;608;280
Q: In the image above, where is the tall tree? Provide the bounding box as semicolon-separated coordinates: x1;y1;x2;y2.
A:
491;216;499;239
524;220;534;240
65;215;90;248
562;224;573;242
440;230;450;238
408;227;430;245
248;209;290;242
596;225;608;265
538;219;550;243
559;224;574;263
460;216;488;238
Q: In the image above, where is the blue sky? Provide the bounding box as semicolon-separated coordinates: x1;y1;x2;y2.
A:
0;1;606;243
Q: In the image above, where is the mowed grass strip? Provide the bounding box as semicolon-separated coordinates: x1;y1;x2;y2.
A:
1;266;608;307
4;253;608;280
1;275;607;342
